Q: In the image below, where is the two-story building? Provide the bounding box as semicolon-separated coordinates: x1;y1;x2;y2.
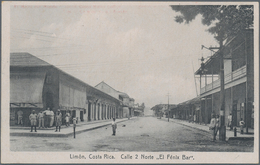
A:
195;29;254;130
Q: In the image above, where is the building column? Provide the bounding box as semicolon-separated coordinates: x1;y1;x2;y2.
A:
96;103;99;120
94;103;96;120
104;105;107;120
107;105;109;119
205;97;208;124
108;106;111;119
101;104;103;120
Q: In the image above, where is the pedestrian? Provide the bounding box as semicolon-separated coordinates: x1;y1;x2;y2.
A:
209;114;217;141
67;111;71;126
228;113;233;130
55;109;62;132
111;118;117;136
50;110;54;127
29;110;37;132
65;113;70;127
239;118;245;134
37;110;44;129
214;114;220;137
17;110;23;125
43;107;51;128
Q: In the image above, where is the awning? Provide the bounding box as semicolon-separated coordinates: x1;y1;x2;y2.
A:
10;72;46;106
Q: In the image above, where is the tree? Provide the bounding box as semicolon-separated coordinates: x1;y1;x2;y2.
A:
171;5;254;140
171;5;253;42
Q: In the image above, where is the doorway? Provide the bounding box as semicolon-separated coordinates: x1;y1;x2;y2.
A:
88;103;91;121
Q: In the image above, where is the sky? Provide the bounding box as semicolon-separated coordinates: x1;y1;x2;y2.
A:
10;3;219;108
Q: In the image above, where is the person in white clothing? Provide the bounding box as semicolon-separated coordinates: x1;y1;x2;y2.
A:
111;118;117;136
209;114;217;141
17;110;23;125
49;110;54;127
37;111;44;129
239;118;245;134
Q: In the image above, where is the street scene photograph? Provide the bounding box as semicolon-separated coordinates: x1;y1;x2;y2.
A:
1;1;258;164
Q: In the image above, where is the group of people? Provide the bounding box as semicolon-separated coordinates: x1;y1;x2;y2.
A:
29;108;69;132
209;113;245;141
28;109;118;135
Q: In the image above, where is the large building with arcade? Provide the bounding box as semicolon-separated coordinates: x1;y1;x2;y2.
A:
10;52;127;126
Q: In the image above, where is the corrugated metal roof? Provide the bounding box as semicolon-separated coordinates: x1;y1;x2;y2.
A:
10;52;122;104
10;52;51;66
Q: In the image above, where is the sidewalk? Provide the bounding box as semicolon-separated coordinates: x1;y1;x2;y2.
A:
10;117;132;137
159;117;254;141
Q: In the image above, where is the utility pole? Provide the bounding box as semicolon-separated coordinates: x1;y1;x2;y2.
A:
167;93;171;122
203;39;226;141
218;37;226;141
209;37;226;141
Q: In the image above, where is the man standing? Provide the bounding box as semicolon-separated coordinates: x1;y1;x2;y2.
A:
214;115;220;137
50;110;54;127
65;111;71;127
37;110;44;129
228;113;233;130
17;110;23;125
111;118;117;136
43;107;51;128
209;114;217;141
29;110;37;132
55;109;62;132
239;118;245;134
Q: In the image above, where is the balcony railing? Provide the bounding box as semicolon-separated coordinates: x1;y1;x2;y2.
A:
200;65;246;94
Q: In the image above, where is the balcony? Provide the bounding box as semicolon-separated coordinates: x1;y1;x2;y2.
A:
201;66;246;94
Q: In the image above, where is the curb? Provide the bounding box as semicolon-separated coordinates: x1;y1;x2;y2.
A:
159;118;254;141
159;118;211;135
228;137;254;141
10;119;129;137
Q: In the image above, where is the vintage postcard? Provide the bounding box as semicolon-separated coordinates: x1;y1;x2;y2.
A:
1;1;259;164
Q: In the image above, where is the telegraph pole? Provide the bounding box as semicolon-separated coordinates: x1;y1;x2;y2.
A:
167;93;171;122
202;39;226;141
209;36;226;141
218;38;226;141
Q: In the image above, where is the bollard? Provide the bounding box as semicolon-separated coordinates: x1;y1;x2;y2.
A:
234;127;237;137
73;117;77;138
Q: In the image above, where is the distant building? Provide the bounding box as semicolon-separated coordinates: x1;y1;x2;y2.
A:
171;97;200;121
151;104;176;118
95;81;134;118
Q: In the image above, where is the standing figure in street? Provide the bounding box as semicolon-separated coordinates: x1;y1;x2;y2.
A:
49;110;54;127
43;107;51;128
29;110;37;132
17;110;23;125
214;115;220;137
111;118;117;136
209;114;217;141
65;111;70;127
37;110;44;129
228;113;233;130
239;118;245;134
55;109;62;132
